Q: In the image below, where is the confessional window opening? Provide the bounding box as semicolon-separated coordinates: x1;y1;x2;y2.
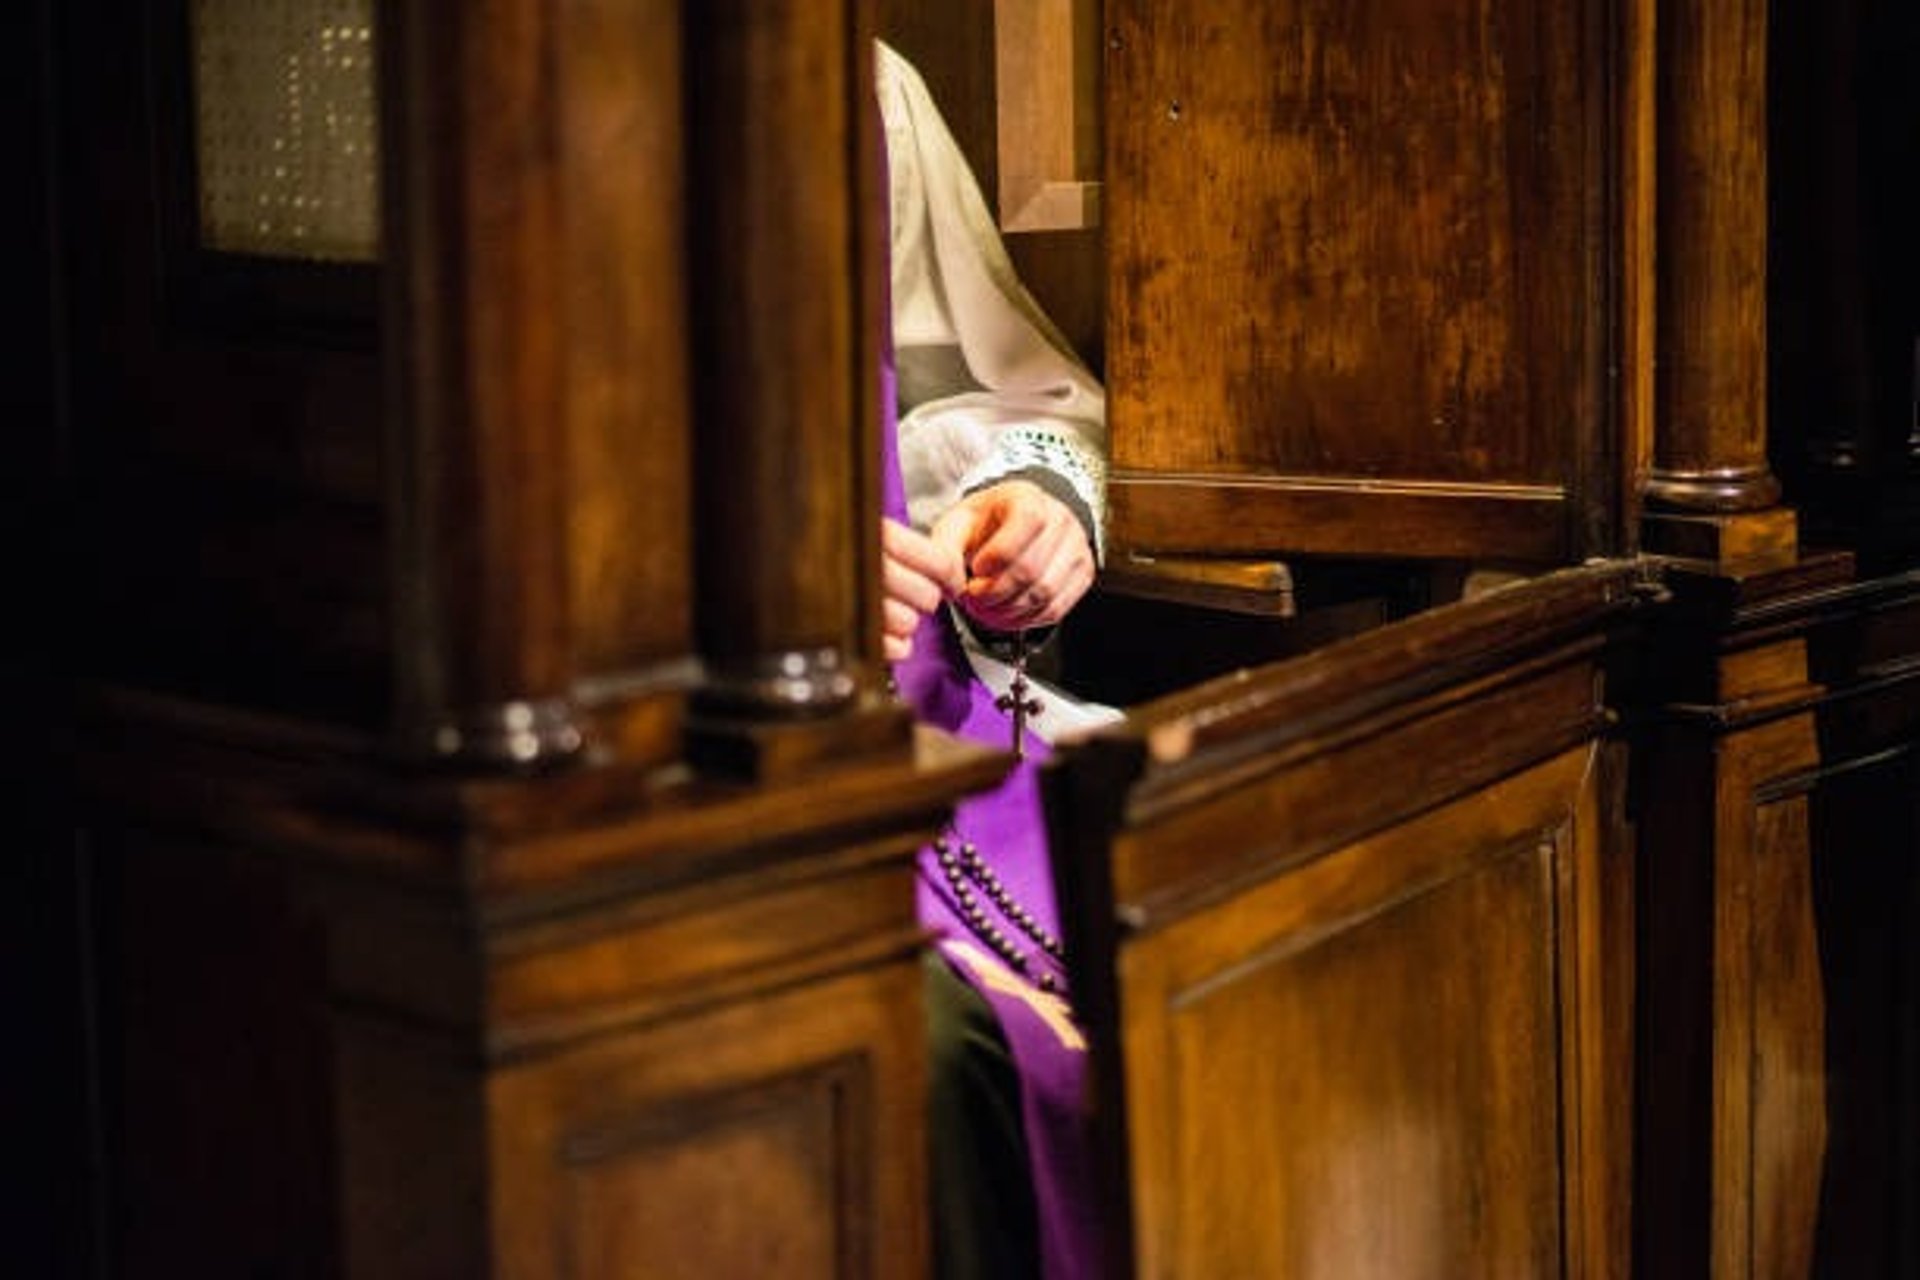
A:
189;0;379;262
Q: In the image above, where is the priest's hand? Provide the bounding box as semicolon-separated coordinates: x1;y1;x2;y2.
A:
931;479;1096;633
881;516;966;661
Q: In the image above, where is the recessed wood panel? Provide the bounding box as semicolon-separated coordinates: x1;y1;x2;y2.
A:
489;961;925;1280
1147;840;1561;1277
1749;795;1825;1279
561;1066;857;1279
1106;0;1610;561
1108;744;1616;1278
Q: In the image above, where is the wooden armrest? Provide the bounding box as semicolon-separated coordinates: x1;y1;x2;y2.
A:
1098;553;1296;618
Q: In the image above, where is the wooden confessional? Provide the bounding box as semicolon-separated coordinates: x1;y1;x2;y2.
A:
25;0;1919;1276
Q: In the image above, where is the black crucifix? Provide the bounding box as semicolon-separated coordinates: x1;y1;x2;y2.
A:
995;632;1043;759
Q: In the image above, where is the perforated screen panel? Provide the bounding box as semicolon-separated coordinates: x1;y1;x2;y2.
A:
191;0;379;261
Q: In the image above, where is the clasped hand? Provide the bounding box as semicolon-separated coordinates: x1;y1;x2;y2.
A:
881;480;1096;661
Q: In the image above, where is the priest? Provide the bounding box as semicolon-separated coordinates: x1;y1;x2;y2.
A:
875;39;1118;1280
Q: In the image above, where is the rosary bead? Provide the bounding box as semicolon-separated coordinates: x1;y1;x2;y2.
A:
933;823;1068;984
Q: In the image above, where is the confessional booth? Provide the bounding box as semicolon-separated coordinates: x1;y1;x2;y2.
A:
26;0;1919;1275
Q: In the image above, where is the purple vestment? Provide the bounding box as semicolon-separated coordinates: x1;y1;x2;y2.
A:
881;353;1104;1280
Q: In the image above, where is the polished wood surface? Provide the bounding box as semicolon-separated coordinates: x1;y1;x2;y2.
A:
1643;0;1780;514
1105;0;1613;563
75;690;1009;1278
1053;552;1920;1280
381;0;580;763
30;0;1920;1276
1122;751;1589;1278
1632;554;1856;1278
1048;565;1645;1278
49;0;968;1274
685;0;876;714
560;0;697;750
1630;565;1920;1277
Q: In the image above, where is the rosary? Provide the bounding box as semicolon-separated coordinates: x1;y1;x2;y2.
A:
900;624;1065;990
993;630;1043;759
932;830;1065;992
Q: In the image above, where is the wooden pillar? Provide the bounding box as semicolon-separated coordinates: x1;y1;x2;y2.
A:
683;0;882;724
1632;559;1848;1279
1630;6;1852;1276
1642;0;1794;563
381;0;582;768
1770;0;1920;560
557;0;700;770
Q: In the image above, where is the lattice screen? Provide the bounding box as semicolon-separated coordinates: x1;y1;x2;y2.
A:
191;0;379;261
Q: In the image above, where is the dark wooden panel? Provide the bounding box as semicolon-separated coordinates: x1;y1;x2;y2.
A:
1106;0;1611;561
330;1016;487;1278
58;0;390;725
87;469;388;719
491;965;924;1280
73;679;991;1276
1117;749;1597;1278
1047;569;1643;1279
1701;714;1824;1280
483;839;922;1057
1768;0;1920;561
559;1062;860;1278
1750;794;1826;1278
1804;749;1920;1277
100;829;341;1278
1630;563;1839;1280
1798;576;1920;1275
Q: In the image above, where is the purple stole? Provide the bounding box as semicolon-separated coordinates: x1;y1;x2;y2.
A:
880;350;1104;1280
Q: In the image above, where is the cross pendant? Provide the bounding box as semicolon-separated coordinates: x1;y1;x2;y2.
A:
994;632;1044;759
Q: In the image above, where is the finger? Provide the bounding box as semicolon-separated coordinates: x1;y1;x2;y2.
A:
883;553;946;617
967;512;1072;609
970;537;1093;631
883;632;912;662
962;498;1048;584
883;597;922;643
1062;555;1097;613
965;580;1051;632
928;500;989;576
1014;554;1079;627
883;518;965;598
1028;553;1096;627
